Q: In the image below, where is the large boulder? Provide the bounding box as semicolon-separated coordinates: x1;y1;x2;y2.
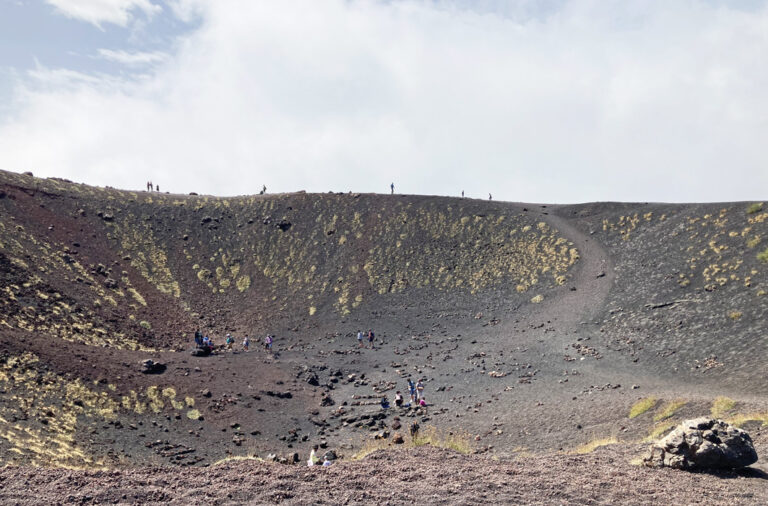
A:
643;417;757;470
139;359;166;374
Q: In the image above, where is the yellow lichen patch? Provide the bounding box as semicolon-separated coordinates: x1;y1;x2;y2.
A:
711;397;736;418
629;397;657;418
186;409;201;420
568;436;618;454
127;287;147;306
644;422;676;442
653;400;687;422
530;294;544;304
309;306;317;315
146;386;164;413
0;353;120;468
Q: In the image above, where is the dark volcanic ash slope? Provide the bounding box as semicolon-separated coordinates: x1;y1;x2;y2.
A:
0;170;580;468
1;169;767;476
557;202;768;392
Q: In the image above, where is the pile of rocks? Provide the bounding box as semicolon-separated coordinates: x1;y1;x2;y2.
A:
643;418;757;471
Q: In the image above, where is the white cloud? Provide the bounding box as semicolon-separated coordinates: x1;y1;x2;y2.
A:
45;0;162;27
97;48;168;65
2;0;768;202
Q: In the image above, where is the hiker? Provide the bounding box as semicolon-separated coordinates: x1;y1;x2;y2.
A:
194;329;203;348
419;397;427;412
367;329;375;349
380;396;390;410
263;184;267;194
394;391;404;407
410;421;420;439
146;181;151;191
225;333;234;350
489;193;492;200
202;335;210;348
461;190;464;198
149;180;153;191
322;456;332;467
390;182;394;194
265;334;273;352
156;184;160;192
242;335;250;351
416;379;424;400
357;330;363;348
408;378;416;403
308;445;321;466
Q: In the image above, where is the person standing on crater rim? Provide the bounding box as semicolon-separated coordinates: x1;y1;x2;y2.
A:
390;182;394;194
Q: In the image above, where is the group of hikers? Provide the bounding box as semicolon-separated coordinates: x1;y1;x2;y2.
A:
356;329;376;349
193;329;274;354
381;377;428;411
145;181;159;192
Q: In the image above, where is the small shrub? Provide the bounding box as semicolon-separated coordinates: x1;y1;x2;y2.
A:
653;400;687;422
629;397;657;418
758;248;768;263
186;409;201;420
139;320;151;330
727;310;743;320
711;397;736;418
747;202;763;214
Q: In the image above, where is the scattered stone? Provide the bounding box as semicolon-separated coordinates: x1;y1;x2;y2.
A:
643;418;758;471
392;433;404;444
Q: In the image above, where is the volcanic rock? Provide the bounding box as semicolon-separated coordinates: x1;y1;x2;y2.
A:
643;418;758;470
139;359;166;374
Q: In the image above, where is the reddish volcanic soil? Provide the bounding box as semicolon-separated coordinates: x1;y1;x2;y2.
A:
1;445;767;505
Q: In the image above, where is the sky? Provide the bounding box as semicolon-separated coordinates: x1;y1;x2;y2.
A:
0;0;766;203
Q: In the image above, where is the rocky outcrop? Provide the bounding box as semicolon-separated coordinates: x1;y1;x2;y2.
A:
643;418;757;470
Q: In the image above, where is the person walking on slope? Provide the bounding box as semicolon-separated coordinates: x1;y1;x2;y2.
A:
242;335;250;352
367;329;375;349
408;378;416;404
265;334;273;353
415;379;424;401
357;330;363;348
308;445;321;466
